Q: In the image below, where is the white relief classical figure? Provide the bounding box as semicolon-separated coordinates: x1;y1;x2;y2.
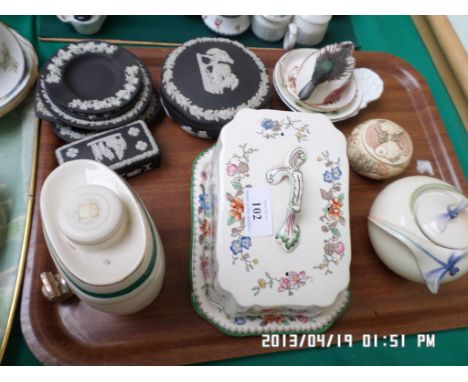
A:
87;133;127;161
196;48;239;95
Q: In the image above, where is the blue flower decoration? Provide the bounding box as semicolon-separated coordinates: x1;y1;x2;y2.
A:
234;316;246;325
323;170;333;183
240;236;252;250
331;166;342;180
230;239;243;256
261;118;275;130
198;192;211;215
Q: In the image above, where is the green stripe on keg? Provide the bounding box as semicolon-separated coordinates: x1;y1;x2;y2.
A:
56;212;158;299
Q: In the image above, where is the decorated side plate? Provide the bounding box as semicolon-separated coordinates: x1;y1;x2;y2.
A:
0;23;26;100
42;41;142;115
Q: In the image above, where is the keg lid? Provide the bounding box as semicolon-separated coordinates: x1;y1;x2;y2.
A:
58;184;125;245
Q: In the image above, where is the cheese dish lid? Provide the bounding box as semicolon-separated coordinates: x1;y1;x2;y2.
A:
210;109;351;312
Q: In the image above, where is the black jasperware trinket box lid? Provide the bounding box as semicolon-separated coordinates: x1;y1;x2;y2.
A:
55;120;161;178
160;37;271;139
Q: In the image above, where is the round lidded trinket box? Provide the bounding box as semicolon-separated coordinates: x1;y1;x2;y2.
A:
161;37;271;139
347;119;413;180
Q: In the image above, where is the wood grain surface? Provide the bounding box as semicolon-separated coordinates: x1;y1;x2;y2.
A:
20;47;468;365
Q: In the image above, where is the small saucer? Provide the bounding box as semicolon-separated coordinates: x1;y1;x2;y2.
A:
274;61;363;122
190;147;350;336
273;50;383;122
202;16;251;36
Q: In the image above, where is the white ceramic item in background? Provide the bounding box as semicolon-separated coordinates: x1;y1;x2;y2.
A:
40;159;165;315
57;15;107;35
191;108;351;335
0;22;25;99
368;176;468;294
251;15;292;42
293;15;332;46
202;15;251;36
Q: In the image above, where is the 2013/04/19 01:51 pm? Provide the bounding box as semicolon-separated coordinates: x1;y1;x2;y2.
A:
261;333;436;348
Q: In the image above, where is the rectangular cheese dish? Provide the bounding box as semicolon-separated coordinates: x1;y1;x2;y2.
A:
191;108;351;335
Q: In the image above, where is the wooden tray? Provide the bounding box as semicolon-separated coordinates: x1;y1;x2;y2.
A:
20;47;468;365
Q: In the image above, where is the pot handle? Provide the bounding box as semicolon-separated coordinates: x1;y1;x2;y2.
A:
40;271;74;302
368;216;467;294
283;23;297;51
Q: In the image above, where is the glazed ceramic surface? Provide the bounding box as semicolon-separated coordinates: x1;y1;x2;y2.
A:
202;16;251;36
191;109;351;334
368;176;468;293
40;160;165;314
0;23;25;99
347;119;413;180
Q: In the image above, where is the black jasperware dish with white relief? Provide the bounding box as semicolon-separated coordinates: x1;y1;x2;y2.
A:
43;41;142;115
38;62;154;131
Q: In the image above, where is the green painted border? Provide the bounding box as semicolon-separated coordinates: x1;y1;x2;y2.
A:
49;209;158;300
188;147;351;337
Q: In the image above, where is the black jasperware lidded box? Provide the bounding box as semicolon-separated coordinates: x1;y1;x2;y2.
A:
160;37;271;139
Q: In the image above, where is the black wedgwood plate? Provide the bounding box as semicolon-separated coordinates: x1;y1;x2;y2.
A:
43;41;142;115
37;62;154;131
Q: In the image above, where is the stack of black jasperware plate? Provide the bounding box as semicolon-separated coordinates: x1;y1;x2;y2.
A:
35;41;161;142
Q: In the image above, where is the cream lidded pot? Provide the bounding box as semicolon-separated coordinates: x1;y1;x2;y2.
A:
368;176;468;293
347;119;413;180
40;159;165;315
293;15;332;46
